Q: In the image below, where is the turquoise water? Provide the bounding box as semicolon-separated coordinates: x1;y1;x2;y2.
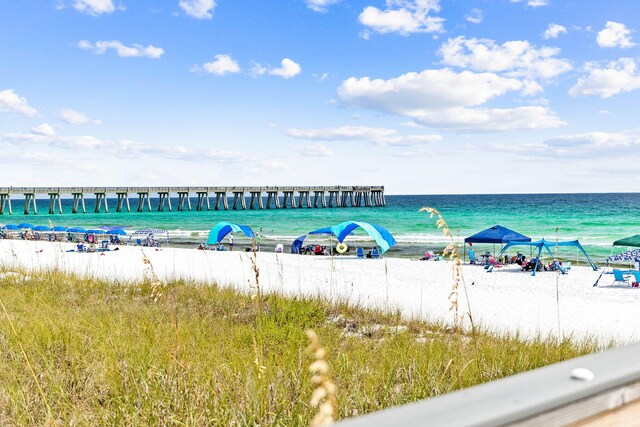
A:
2;193;639;262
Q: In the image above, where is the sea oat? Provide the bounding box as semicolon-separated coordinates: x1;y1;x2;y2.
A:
419;207;475;330
306;329;337;426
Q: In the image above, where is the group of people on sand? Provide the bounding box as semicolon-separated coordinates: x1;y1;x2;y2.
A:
468;249;566;272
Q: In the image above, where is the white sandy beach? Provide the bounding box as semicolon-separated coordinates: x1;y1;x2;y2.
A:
0;239;636;345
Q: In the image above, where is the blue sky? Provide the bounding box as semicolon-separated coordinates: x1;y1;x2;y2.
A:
1;0;639;194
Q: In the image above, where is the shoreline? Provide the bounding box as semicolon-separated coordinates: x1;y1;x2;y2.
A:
0;239;636;345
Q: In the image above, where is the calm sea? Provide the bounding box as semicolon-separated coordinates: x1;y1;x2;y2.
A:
2;193;639;262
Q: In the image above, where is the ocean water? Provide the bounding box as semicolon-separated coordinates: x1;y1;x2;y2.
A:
1;193;639;262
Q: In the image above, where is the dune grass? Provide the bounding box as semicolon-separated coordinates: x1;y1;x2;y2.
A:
0;269;600;426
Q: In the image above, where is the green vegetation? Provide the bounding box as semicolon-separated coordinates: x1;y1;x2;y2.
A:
0;270;599;426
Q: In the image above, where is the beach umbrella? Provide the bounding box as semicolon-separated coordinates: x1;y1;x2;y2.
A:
607;249;640;263
86;229;106;234
134;228;167;235
98;225;130;231
33;225;52;232
67;227;87;233
17;223;34;229
2;224;19;231
53;226;68;232
330;221;397;254
206;222;254;245
106;229;127;236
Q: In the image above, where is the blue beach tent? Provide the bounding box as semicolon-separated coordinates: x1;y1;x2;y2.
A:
2;224;20;231
464;225;531;244
52;226;68;232
33;225;52;232
330;221;397;254
290;227;336;254
489;239;598;276
17;223;34;229
206;221;255;245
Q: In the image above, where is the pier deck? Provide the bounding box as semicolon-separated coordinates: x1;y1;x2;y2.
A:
0;186;385;214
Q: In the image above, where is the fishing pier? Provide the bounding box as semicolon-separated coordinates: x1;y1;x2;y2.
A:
0;186;386;215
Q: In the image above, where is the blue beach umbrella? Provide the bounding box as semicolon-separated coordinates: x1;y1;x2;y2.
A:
206;222;255;245
86;229;106;234
53;226;68;232
67;227;87;233
17;223;34;229
33;225;53;232
2;224;20;231
98;225;130;231
330;221;397;254
107;229;127;236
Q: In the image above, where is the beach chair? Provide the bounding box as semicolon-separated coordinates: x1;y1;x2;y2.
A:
76;243;84;252
613;269;629;286
468;249;477;264
371;248;380;258
101;240;109;250
356;247;365;258
633;272;640;287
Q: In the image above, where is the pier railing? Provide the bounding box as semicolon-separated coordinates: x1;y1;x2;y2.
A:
0;186;386;214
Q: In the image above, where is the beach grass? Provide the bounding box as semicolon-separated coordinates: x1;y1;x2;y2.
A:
0;270;600;426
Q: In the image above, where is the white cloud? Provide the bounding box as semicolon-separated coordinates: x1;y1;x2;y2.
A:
72;0;116;15
179;0;216;20
597;21;635;48
439;36;572;80
510;0;549;7
338;69;564;131
286;125;442;146
465;8;483;24
31;123;56;137
287;126;396;141
569;58;640;98
306;0;340;13
358;0;444;36
544;23;567;39
78;40;164;58
193;54;241;76
250;59;301;78
294;144;334;157
250;62;268;77
269;58;302;79
0;89;38;117
2;131;246;162
58;108;103;125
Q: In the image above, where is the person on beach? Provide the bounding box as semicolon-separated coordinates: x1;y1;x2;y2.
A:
255;232;261;251
228;233;234;251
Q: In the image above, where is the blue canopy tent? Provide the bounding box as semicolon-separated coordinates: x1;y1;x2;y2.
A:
464;225;531;244
464;225;531;262
330;221;397;254
488;239;598;276
290;227;336;254
206;222;255;245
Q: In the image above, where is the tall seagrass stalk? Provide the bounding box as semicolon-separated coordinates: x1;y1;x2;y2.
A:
419;207;474;330
306;329;337;426
554;227;562;339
